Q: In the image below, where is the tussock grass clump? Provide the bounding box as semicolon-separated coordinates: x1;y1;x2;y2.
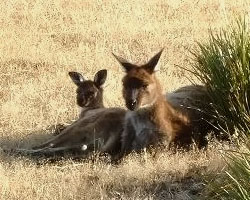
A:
191;18;250;134
192;18;250;200
203;140;250;200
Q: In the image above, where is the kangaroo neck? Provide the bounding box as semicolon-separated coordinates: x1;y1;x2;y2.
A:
79;104;105;118
149;93;178;125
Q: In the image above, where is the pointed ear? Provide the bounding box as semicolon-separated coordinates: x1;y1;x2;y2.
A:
143;48;164;74
112;53;136;72
68;71;85;86
94;69;107;88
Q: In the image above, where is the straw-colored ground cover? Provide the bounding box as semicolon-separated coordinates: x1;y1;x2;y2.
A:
0;0;249;199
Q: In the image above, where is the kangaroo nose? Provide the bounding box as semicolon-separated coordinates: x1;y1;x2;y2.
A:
131;100;136;107
127;99;137;111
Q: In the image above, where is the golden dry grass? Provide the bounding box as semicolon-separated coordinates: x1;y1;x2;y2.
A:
0;0;249;199
1;145;228;200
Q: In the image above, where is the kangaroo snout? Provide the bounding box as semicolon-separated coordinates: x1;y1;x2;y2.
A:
76;96;87;107
126;99;138;111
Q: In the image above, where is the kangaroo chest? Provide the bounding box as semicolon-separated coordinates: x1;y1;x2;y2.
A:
126;109;160;149
129;110;155;133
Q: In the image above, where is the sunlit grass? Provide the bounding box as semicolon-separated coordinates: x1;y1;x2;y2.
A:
203;139;250;200
0;0;250;199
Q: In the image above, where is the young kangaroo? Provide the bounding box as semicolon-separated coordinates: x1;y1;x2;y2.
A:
113;49;192;155
48;69;108;135
20;70;126;158
69;69;107;118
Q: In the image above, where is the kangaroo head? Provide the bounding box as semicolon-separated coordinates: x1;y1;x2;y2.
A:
113;49;164;111
68;69;107;108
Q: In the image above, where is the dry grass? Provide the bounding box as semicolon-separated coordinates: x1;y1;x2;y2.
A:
0;0;249;199
1;144;228;200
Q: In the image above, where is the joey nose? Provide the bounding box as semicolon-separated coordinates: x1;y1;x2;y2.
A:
77;98;84;107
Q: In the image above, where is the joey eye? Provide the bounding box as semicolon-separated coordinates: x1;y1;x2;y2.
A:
86;91;94;97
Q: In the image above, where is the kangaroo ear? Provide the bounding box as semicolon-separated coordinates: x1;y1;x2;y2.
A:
143;48;164;74
68;71;85;86
94;69;107;88
112;53;136;72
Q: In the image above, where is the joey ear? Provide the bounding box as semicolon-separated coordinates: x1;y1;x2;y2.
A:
94;69;107;88
143;48;164;74
112;53;136;72
68;71;85;86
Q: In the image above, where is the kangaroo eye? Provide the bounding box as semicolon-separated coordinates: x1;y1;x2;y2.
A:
142;84;148;89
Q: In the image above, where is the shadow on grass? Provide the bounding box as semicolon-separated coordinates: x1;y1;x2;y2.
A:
0;124;113;165
81;170;205;200
0;123;67;149
1;124;75;162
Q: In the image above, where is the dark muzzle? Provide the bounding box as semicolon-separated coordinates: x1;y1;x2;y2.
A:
126;99;137;111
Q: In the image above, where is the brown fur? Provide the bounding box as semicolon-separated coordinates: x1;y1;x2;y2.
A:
123;67;190;142
166;85;223;145
31;107;125;156
114;49;192;155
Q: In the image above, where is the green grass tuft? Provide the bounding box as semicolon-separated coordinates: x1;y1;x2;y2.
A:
191;18;250;135
203;140;250;200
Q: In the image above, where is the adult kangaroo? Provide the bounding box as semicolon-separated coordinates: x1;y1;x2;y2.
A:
113;49;194;156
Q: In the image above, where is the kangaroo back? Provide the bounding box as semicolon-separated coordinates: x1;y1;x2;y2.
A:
12;107;126;159
166;85;222;146
32;108;125;156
